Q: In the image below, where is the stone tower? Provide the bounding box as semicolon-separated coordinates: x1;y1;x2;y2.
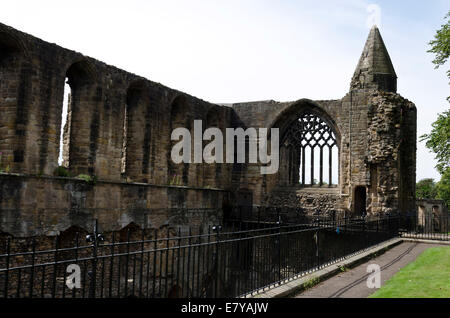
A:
350;25;397;92
232;26;417;217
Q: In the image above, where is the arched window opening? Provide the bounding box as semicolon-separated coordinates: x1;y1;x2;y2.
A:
0;33;27;172
124;82;151;182
282;111;339;187
432;205;441;232
58;77;71;167
203;109;222;188
168;96;191;186
62;61;95;175
121;104;128;175
0;33;21;66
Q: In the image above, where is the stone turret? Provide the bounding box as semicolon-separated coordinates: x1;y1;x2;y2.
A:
350;25;397;92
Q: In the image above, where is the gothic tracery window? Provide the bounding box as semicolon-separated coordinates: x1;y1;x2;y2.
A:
282;111;339;187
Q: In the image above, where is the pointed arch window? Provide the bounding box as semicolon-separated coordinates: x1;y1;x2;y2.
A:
282;111;339;186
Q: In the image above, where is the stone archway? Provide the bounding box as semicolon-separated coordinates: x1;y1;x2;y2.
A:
270;100;341;188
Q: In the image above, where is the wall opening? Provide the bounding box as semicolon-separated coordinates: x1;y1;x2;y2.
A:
236;189;253;219
63;61;95;175
354;186;367;216
432;205;441;232
121;104;127;175
281;111;339;187
417;205;427;232
58;77;70;167
168;95;191;186
0;33;21;66
0;33;27;171
204;109;221;188
124;82;151;182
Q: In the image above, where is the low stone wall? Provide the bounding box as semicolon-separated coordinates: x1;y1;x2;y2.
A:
266;187;345;217
0;173;229;237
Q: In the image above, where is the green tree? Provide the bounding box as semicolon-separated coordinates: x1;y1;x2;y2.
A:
416;178;438;199
428;10;450;84
436;168;450;207
422;11;450;207
420;110;450;175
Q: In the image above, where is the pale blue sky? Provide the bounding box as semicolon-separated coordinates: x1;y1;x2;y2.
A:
1;0;449;181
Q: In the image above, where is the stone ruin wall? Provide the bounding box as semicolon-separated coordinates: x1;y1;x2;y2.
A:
366;91;417;215
231;89;416;218
416;198;449;233
0;23;237;237
0;22;417;237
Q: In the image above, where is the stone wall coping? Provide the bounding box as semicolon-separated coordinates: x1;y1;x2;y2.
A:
416;198;447;205
0;172;229;192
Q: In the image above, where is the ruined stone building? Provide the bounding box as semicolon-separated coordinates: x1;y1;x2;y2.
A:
416;198;448;233
0;23;417;237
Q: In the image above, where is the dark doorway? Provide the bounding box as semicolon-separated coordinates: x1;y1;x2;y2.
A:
354;186;367;216
237;189;253;219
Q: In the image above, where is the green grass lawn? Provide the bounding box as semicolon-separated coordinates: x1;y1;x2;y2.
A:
370;246;450;298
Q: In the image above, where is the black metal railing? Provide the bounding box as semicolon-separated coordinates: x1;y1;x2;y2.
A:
0;213;401;298
224;206;345;227
399;213;450;241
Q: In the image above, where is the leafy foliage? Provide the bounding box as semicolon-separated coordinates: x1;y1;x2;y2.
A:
303;277;320;289
420;110;450;175
423;14;450;208
53;166;71;177
75;174;97;184
416;178;438;199
419;109;450;207
436;167;450;207
428;11;450;84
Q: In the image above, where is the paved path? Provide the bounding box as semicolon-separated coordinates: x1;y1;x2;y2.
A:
294;242;446;298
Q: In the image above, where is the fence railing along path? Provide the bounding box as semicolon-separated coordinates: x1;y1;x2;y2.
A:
0;211;447;298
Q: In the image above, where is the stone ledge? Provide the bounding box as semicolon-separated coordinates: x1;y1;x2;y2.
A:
401;238;450;246
0;172;228;192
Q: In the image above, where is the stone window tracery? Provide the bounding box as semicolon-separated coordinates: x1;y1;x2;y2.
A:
282;111;339;186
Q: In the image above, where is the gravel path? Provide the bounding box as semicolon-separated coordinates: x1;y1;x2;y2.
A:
294;242;446;298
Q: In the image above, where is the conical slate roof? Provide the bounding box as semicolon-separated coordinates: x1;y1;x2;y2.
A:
350;25;397;92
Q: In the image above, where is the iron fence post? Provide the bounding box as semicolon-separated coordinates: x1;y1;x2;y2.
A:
29;238;36;298
239;207;242;224
87;219;102;298
317;217;320;269
278;216;282;285
258;207;261;226
4;237;10;298
363;216;366;248
396;214;400;237
213;225;221;297
386;214;390;238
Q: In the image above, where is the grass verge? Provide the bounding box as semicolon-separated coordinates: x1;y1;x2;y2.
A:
370;246;450;298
